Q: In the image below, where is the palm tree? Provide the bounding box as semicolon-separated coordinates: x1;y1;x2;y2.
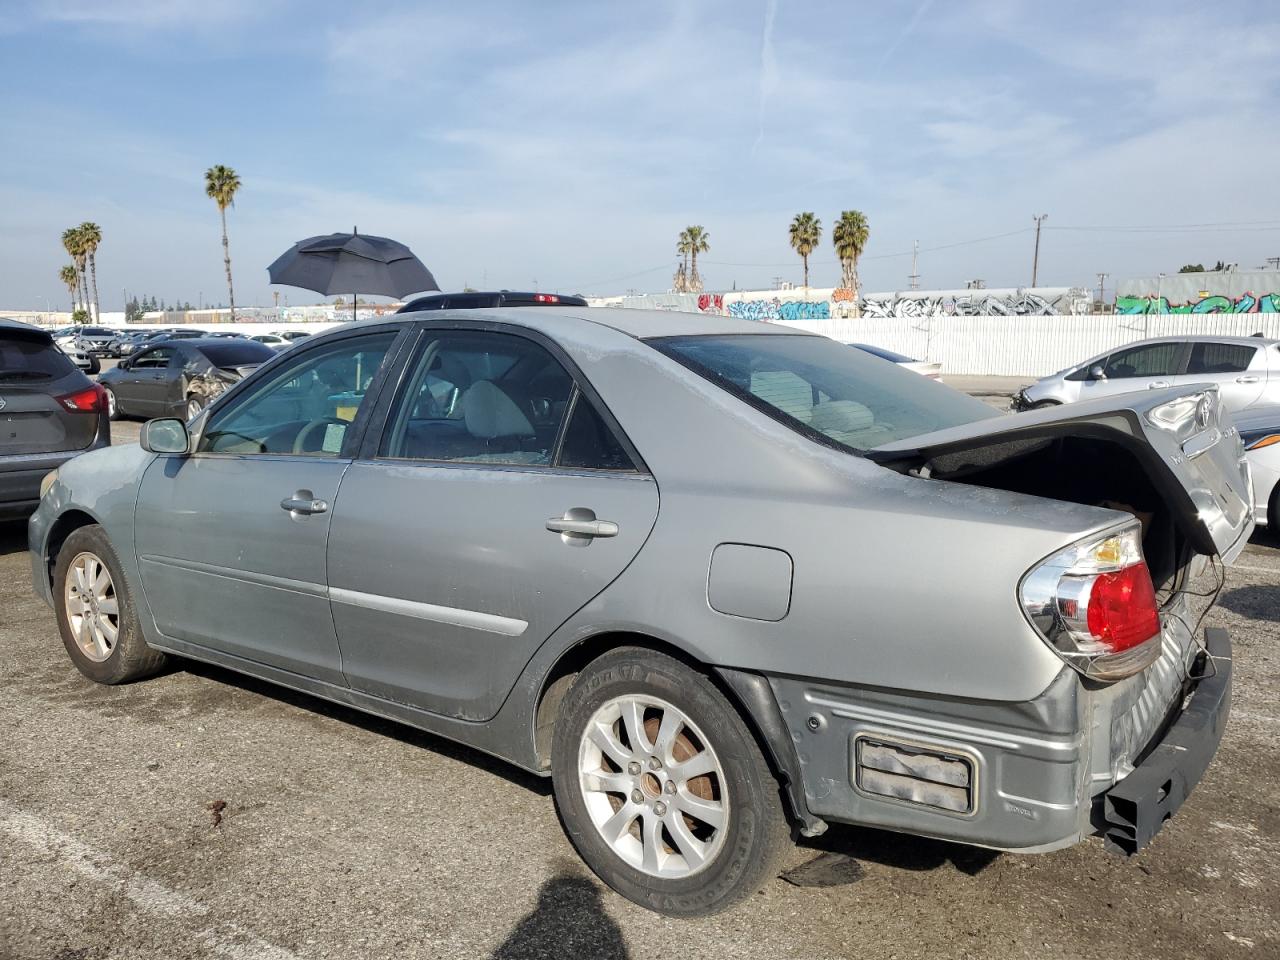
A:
674;230;691;292
204;165;242;320
832;210;870;312
61;227;89;316
683;225;709;293
789;213;822;287
79;221;102;320
59;265;79;313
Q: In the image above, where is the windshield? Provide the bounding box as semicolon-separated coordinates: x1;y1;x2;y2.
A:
653;334;995;451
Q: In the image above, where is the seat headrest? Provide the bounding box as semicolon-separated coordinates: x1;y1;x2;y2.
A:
464;380;535;439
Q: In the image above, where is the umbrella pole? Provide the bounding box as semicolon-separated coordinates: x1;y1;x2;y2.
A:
352;293;356;322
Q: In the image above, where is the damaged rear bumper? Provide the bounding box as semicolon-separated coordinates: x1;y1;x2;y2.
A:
1098;626;1232;855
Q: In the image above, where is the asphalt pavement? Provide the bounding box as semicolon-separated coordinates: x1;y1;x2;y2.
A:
1;379;1276;960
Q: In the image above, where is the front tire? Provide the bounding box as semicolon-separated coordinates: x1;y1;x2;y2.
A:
1031;399;1060;410
551;648;790;917
53;525;167;685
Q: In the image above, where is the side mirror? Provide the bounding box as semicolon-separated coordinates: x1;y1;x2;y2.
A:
140;418;190;455
118;357;130;369
1089;364;1106;381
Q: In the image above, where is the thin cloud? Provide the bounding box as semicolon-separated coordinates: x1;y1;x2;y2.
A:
874;0;936;73
751;0;779;158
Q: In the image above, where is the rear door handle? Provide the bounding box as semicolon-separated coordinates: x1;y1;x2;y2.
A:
1147;380;1169;389
1236;375;1260;384
281;489;329;517
546;510;618;540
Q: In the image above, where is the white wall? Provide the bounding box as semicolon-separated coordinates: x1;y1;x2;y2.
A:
775;314;1280;377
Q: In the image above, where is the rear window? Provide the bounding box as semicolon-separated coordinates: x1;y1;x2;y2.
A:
1187;342;1257;375
653;334;995;452
81;327;114;336
0;334;76;380
199;342;276;366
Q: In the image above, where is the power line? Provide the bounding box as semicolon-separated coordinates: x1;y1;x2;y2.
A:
565;262;674;290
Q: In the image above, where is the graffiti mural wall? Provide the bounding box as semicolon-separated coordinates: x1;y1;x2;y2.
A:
1116;271;1280;314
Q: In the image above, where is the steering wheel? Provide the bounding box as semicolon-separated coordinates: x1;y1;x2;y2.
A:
293;417;350;454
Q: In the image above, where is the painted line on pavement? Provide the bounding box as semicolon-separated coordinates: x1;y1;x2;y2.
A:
0;802;301;960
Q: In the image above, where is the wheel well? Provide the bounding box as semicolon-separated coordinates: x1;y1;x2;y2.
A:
44;510;98;585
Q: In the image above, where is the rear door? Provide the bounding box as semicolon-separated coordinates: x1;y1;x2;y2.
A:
327;325;659;720
1181;341;1266;411
1080;341;1187;400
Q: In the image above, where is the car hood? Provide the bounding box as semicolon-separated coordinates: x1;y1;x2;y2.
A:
869;385;1254;562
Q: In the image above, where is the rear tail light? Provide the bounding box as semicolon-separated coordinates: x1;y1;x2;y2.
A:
534;293;560;303
56;383;107;414
1019;523;1162;681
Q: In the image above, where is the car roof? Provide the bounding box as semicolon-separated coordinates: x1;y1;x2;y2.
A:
1231;405;1280;431
1119;334;1279;347
389;306;803;341
0;317;54;342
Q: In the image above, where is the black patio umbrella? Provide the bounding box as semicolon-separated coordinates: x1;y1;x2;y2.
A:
267;228;439;319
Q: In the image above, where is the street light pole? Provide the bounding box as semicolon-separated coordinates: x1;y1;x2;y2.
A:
1031;214;1048;287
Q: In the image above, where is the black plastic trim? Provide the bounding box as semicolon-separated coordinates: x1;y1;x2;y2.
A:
1100;627;1232;855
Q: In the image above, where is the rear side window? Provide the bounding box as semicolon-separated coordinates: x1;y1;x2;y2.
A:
0;335;75;380
558;392;637;471
1187;342;1257;375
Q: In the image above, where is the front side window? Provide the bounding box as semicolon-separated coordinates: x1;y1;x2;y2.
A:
653;334;996;452
132;347;176;369
199;333;396;456
1187;342;1256;375
381;331;574;466
1104;343;1181;379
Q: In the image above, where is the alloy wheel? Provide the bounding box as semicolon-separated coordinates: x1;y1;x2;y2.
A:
64;551;120;663
577;694;729;879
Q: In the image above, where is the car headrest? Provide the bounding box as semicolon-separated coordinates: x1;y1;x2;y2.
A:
464;380;535;439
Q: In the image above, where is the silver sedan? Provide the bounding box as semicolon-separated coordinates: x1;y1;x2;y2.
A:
29;308;1250;915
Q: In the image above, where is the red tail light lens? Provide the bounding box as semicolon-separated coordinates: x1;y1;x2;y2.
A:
56;383;107;413
1020;524;1163;680
534;294;560;303
1086;561;1160;652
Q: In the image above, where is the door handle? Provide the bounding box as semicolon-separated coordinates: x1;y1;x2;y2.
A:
1147;380;1169;389
280;489;329;517
546;510;618;541
1236;375;1260;384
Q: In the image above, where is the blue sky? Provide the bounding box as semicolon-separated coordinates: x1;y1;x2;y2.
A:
2;0;1279;310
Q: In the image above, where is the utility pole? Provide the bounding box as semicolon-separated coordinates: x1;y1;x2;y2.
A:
1266;257;1280;270
1096;272;1109;310
771;276;784;290
909;240;920;290
1031;214;1048;287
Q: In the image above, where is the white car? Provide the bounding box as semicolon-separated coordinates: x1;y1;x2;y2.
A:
850;343;942;380
249;333;291;350
1012;335;1280;414
1234;406;1280;526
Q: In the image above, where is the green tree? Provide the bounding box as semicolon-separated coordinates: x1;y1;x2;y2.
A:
683;225;710;293
832;210;870;308
205;164;242;320
61;227;89;315
59;264;79;313
789;212;822;287
1178;263;1205;273
79;221;102;320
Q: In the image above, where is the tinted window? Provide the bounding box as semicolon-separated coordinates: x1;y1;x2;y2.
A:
1103;343;1181;379
558;392;636;470
200;333;396;456
1187;342;1256;375
446;294;498;309
381;331;573;466
199;342;276;366
654;334;995;451
0;335;75;380
81;327;114;336
132;347;176;369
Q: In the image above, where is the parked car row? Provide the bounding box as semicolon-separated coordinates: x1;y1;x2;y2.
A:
46;325;314;361
27;306;1249;916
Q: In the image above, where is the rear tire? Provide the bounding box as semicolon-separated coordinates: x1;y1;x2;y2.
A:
104;386;120;421
53;525;167;685
551;647;791;917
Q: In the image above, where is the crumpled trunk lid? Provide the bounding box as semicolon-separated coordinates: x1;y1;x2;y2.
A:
869;384;1254;562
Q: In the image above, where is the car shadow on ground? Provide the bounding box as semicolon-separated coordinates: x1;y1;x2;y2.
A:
1218;583;1280;618
794;822;1000;881
488;870;629;960
0;520;29;554
179;658;553;797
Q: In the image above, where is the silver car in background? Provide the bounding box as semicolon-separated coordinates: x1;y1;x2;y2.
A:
29;309;1249;916
1232;405;1280;526
1012;334;1280;412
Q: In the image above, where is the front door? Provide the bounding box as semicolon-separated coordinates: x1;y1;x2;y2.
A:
118;346;177;416
327;328;659;720
1079;341;1187;401
134;328;402;683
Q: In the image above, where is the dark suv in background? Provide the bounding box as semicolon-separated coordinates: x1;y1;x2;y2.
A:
397;291;588;312
0;319;109;519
